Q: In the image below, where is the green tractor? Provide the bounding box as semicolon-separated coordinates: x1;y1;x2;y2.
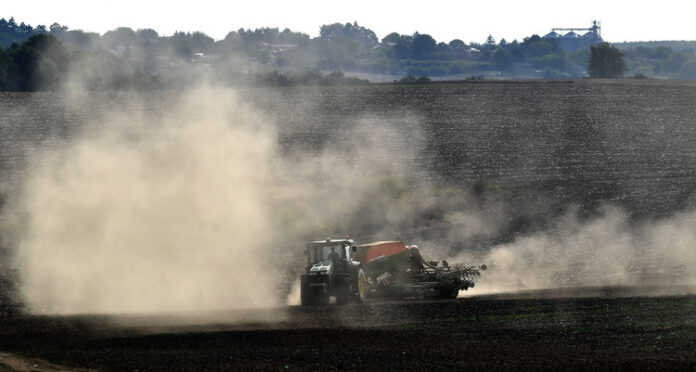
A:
300;238;367;306
300;239;486;305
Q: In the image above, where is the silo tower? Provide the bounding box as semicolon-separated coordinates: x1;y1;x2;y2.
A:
546;21;603;51
591;20;601;38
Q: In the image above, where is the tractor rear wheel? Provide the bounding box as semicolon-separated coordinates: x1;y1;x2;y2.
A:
353;268;367;303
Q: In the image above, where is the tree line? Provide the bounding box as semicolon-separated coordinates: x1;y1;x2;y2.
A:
0;33;369;91
2;16;695;91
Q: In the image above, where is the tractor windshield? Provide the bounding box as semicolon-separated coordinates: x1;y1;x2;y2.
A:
308;244;346;264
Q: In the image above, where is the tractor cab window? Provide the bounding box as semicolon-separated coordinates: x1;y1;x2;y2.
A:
308;244;346;264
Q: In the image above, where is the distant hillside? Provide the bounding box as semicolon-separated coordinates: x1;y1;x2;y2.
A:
615;40;696;52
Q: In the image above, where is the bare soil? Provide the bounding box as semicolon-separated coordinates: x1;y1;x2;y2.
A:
1;287;695;371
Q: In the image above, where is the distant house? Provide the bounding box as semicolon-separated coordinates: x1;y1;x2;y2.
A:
191;52;217;64
269;43;298;52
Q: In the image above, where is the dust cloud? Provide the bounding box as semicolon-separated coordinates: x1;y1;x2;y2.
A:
7;89;275;314
453;206;696;296
1;86;428;315
4;83;696;315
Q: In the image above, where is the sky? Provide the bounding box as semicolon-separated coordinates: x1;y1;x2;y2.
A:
4;0;696;43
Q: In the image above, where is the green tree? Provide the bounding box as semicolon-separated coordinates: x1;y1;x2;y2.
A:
398;74;417;83
588;42;628;78
136;28;159;42
524;40;553;59
492;49;512;69
319;22;377;46
449;39;466;48
1;17;40;47
101;27;137;49
412;33;436;59
382;32;401;44
4;33;70;90
189;31;215;52
0;47;9;89
167;32;192;59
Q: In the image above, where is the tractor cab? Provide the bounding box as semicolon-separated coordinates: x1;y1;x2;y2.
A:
306;239;355;267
